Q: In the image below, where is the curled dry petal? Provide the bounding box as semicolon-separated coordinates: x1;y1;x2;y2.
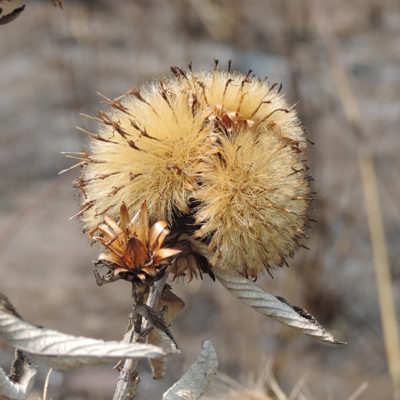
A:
120;202;130;229
128;208;141;231
104;215;124;237
126;236;148;268
98;251;123;266
135;201;150;244
149;221;170;252
154;248;183;264
97;223;118;241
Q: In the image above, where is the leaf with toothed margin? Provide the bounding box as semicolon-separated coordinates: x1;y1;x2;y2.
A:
214;269;345;345
163;340;218;400
0;293;169;372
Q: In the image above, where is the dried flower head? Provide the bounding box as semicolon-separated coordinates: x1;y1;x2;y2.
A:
71;61;311;279
92;202;181;284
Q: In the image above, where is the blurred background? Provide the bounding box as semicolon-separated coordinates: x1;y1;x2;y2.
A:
1;0;399;398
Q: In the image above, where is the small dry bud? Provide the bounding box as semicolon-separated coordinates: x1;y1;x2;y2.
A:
92;202;181;284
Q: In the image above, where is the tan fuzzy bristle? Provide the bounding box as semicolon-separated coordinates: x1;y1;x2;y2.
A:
74;65;311;278
194;128;308;276
79;82;212;228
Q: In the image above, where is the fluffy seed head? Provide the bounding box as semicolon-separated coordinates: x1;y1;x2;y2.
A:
76;82;211;227
72;63;311;278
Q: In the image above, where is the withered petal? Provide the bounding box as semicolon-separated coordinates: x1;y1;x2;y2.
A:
149;221;169;252
88;225;100;239
97;223;118;240
135;201;150;243
127;236;148;268
100;240;125;259
154;248;182;264
128;208;141;231
91;235;109;247
92;202;180;282
98;252;124;267
104;215;124;236
119;202;130;230
160;287;185;323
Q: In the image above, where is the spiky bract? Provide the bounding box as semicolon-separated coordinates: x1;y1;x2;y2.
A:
92;202;181;284
73;64;311;278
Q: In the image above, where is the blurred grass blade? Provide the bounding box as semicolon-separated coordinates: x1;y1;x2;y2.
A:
0;292;166;371
0;350;37;400
359;154;400;396
313;2;400;395
163;340;218;400
215;269;343;345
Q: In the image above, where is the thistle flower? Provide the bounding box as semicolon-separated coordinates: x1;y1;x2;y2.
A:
91;202;181;284
71;61;311;279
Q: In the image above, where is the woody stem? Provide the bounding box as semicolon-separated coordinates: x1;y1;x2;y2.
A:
112;274;169;400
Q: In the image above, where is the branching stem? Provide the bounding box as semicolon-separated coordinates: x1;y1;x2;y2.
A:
112;274;169;400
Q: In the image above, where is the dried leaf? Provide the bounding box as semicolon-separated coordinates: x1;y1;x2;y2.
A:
148;330;175;380
135;305;179;350
0;4;25;25
0;293;166;371
148;287;185;380
163;340;218;400
215;269;345;345
0;350;37;400
160;286;186;325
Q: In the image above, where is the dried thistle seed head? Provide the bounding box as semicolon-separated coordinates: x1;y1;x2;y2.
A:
76;82;212;232
194;128;309;277
73;63;311;279
187;69;310;278
92;202;181;284
174;71;309;278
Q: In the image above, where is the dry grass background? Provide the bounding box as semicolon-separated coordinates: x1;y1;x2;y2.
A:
0;0;399;399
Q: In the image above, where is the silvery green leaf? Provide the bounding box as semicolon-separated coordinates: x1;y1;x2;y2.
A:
163;340;218;400
0;350;37;400
215;269;344;345
0;293;166;371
